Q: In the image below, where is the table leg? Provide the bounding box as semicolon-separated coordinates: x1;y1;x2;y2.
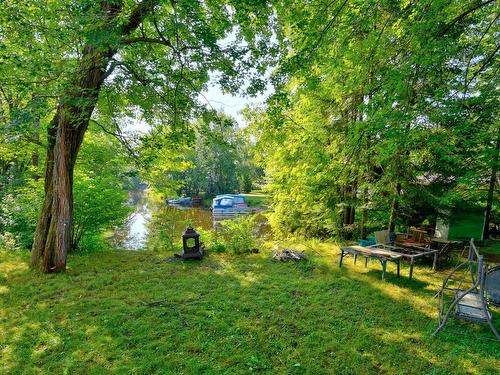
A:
364;257;368;268
397;259;400;277
409;257;414;280
382;260;387;280
354;253;357;264
432;252;438;271
339;250;344;267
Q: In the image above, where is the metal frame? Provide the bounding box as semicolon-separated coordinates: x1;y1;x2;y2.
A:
367;243;438;280
486;265;500;307
433;239;500;341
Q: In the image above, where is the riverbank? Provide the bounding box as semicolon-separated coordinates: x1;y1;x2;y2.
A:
1;245;498;374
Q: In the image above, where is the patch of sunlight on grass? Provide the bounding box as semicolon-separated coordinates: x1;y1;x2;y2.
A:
231;270;261;287
0;285;9;294
0;259;28;274
362;275;437;319
84;325;99;336
213;256;265;287
1;345;14;372
32;331;62;359
378;328;496;375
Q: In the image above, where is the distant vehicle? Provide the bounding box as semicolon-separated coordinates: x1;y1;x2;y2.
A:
211;194;250;219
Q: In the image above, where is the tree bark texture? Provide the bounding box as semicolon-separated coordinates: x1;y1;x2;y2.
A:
388;182;401;233
31;0;156;272
31;48;110;272
483;132;499;239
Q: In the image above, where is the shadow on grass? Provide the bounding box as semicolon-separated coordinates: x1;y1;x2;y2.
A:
1;249;499;374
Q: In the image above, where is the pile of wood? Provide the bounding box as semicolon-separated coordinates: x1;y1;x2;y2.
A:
272;248;306;261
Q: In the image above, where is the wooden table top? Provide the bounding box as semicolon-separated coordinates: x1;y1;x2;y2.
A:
343;245;402;259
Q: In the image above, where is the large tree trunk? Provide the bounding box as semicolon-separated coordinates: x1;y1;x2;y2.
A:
30;1;157;272
360;186;368;239
388;182;401;233
483;132;499;239
31;48;110;272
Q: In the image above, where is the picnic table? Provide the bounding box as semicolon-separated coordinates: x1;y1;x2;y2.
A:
396;238;461;267
339;243;439;280
339;245;401;280
370;244;438;279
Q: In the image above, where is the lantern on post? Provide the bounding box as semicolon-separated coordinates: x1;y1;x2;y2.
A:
182;225;204;259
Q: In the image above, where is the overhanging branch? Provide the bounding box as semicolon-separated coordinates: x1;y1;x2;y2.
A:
121;36;174;48
90;118;139;159
438;0;495;36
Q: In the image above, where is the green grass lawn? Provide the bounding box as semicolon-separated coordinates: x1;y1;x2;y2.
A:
478;240;500;255
241;193;268;208
1;244;499;374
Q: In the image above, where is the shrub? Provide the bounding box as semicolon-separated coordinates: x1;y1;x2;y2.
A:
0;232;22;251
197;215;264;255
0;181;44;249
197;228;227;253
219;216;261;254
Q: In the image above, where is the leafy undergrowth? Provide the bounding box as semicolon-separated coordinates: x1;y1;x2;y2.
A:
1;244;499;374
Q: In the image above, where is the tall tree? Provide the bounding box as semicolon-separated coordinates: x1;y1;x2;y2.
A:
250;0;498;238
0;0;278;272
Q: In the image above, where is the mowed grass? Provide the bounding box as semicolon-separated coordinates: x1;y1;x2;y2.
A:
1;244;499;374
479;240;500;255
241;193;268;208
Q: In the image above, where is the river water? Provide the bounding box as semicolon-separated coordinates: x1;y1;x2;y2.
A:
114;190;213;250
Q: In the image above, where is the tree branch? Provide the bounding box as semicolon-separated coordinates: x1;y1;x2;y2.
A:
90;119;138;159
121;36;174;48
438;0;495;36
465;43;500;87
311;0;349;52
120;0;159;36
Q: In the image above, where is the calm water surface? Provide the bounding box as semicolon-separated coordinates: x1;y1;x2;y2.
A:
114;190;213;250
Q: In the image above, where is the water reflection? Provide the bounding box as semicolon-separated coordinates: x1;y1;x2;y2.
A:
113;190;214;251
112;190;151;250
114;190;263;251
146;204;214;251
123;201;151;250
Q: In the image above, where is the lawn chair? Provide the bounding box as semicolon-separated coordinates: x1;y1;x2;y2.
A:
374;230;390;245
433;239;500;340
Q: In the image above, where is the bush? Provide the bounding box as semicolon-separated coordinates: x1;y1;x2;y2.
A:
0;181;44;249
219;216;261;254
76;233;114;254
197;228;227;253
197;215;264;255
0;232;22;251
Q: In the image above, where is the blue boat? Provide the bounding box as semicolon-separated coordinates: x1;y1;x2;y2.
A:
211;194;250;219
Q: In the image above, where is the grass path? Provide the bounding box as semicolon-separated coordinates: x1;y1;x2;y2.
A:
1;244;499;374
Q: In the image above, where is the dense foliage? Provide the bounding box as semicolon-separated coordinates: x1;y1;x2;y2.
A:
0;0;279;271
0;126;131;252
249;0;499;239
0;0;498;261
176;114;260;197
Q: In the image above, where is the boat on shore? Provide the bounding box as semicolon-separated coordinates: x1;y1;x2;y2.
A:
211;194;251;219
166;197;203;206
